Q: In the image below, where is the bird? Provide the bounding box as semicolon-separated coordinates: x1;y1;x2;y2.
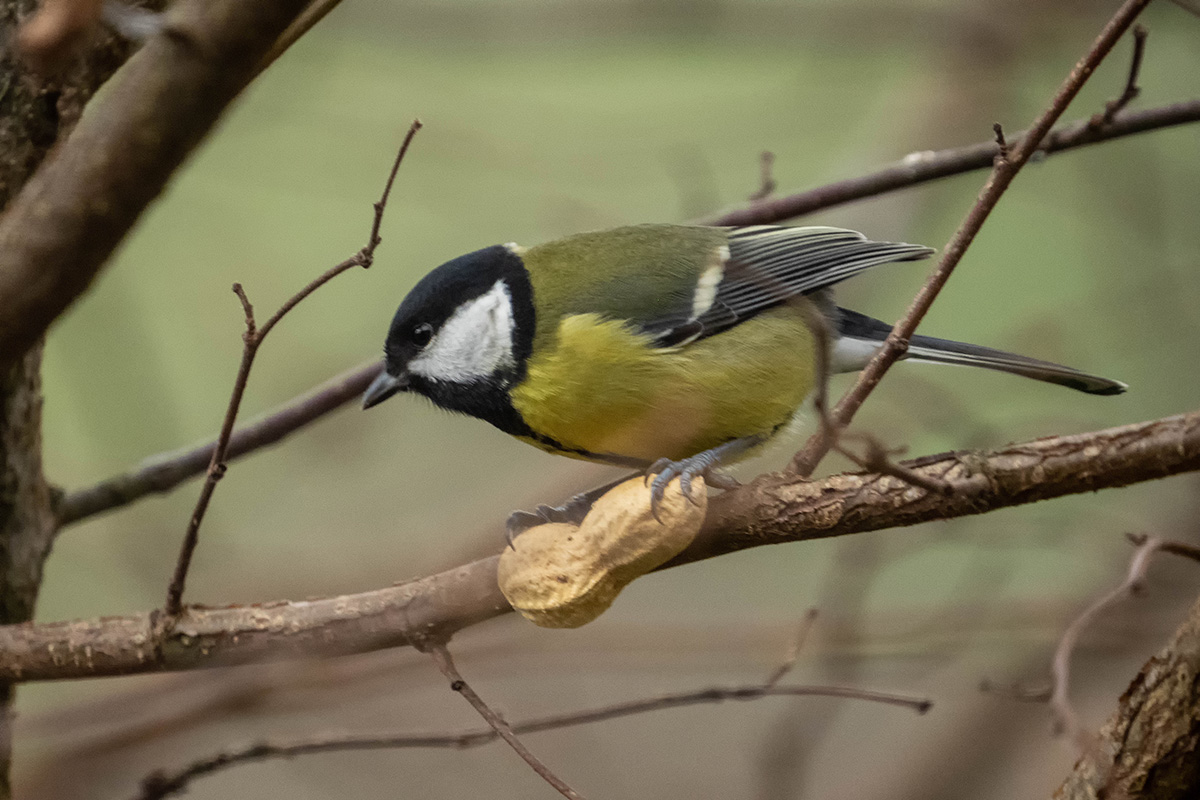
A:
362;224;1125;534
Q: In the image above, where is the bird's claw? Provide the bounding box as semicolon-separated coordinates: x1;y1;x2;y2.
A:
645;453;738;521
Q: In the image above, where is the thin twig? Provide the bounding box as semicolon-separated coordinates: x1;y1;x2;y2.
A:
1090;24;1148;129
132;628;928;800
763;608;819;688
787;4;1152;477
258;0;345;74
1048;532;1200;750
162;120;421;616
978;679;1052;703
748;150;777;202
163;294;257;615
427;643;585;800
833;435;952;495
992;122;1009;164
55;360;381;525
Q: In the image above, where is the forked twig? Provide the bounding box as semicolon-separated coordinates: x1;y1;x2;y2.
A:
1090;24;1148;129
748;150;777;202
163;120;422;616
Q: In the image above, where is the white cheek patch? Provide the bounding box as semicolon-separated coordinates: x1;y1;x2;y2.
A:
408;280;516;383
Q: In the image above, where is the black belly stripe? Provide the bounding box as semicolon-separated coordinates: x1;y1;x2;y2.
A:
525;429;650;469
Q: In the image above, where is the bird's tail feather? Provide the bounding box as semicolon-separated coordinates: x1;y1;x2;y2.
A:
834;308;1127;396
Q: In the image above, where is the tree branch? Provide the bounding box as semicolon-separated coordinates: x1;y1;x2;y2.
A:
0;0;315;368
54;361;382;525
788;1;1152;476
704;99;1200;228
4;408;1198;683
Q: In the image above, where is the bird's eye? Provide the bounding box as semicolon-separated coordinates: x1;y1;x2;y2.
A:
411;322;433;348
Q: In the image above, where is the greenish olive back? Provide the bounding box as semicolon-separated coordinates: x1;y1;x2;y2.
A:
520;224;727;351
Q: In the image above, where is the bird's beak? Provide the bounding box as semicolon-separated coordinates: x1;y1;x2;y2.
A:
362;368;408;409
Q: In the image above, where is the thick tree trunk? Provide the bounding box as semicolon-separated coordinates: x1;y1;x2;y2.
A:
0;345;52;799
0;2;134;793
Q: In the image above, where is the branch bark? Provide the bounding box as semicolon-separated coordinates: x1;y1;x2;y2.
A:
0;0;314;368
3;409;1197;684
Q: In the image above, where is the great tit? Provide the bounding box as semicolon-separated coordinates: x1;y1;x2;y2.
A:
363;224;1125;526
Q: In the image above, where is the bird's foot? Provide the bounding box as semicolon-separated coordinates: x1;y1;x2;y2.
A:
643;437;764;520
645;455;738;518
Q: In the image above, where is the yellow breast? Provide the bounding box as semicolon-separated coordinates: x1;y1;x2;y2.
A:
509;305;818;464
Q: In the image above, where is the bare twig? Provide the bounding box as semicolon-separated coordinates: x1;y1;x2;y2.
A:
978;679;1052;703
1090;24;1148;129
763;609;819;688
1048;533;1200;750
748;150;777;202
132;626;926;800
55;360;381;525
163;120;421;616
831;435;952;495
6;408;1200;684
427;642;585;800
259;0;345;74
787;3;1151;477
705;99;1200;227
992;122;1009;164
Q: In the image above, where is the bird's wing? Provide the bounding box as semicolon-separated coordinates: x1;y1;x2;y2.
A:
638;226;934;347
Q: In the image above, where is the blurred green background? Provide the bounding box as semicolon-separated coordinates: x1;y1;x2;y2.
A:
16;0;1200;797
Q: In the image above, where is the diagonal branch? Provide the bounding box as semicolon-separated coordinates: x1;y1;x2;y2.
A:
788;1;1152;477
4;408;1198;684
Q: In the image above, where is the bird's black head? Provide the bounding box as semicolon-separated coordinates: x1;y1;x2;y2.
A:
362;245;535;425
